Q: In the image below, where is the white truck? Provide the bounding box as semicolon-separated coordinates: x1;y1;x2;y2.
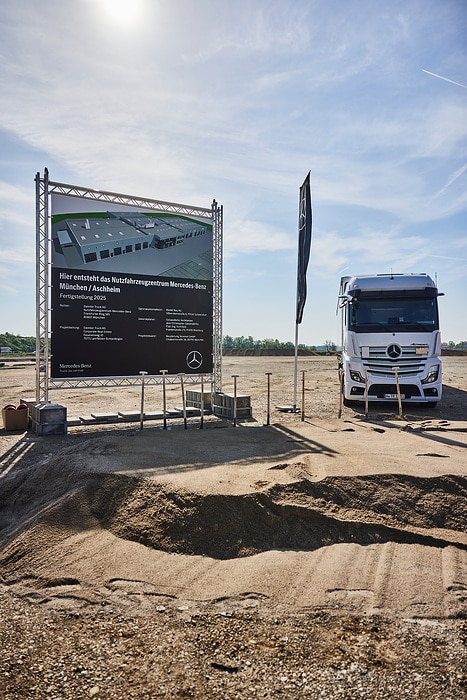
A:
338;273;443;407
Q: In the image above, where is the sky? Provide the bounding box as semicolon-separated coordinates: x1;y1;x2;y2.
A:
0;0;466;347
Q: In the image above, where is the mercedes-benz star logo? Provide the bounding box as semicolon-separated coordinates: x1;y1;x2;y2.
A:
387;344;402;359
186;350;203;370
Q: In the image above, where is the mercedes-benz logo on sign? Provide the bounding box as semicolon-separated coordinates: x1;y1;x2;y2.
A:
387;343;402;359
186;350;203;370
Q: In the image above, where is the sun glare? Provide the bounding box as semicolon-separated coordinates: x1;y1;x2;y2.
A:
98;0;144;25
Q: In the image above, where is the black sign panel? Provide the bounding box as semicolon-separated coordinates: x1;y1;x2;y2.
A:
50;202;214;379
51;267;213;377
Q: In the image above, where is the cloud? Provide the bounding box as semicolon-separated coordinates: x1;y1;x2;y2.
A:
309;227;427;278
225;218;294;255
0;182;36;295
0;182;33;228
179;3;310;62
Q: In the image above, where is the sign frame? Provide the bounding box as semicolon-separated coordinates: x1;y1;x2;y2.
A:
35;169;223;403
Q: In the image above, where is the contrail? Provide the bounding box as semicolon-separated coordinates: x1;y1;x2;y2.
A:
422;69;467;90
434;163;467;198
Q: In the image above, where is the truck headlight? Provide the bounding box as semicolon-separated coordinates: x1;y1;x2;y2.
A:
350;370;365;383
421;366;439;384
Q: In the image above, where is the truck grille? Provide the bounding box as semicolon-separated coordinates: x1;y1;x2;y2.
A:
362;345;428;378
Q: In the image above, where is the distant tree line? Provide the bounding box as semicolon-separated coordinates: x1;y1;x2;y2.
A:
5;332;464;356
222;335;337;352
0;333;36;354
0;332;339;355
442;340;467;350
1;332;334;355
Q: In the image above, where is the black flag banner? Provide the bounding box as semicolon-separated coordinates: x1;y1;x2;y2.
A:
296;172;312;324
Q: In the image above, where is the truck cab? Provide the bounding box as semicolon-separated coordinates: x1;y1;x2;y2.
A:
338;273;443;407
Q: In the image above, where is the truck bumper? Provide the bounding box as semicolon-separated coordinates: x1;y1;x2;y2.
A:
346;381;440;402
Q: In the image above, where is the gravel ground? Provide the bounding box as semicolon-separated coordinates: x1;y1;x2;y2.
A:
1;355;466;699
1;592;466;700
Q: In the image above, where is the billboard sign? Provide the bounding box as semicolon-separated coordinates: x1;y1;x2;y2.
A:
50;194;214;378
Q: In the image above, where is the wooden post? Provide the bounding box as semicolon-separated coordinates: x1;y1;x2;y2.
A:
392;366;403;417
338;368;344;418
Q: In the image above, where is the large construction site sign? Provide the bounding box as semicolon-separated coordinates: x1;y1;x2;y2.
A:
35;171;223;402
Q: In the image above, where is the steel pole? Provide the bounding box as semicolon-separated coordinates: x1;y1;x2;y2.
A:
139;371;147;430
200;374;204;429
232;374;239;427
160;369;168;429
301;370;306;421
179;374;187;429
265;372;272;425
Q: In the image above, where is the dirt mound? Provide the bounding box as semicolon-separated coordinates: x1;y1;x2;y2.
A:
269;471;467;532
1;431;467;633
0;446;91;538
81;472;467;558
2;456;466;563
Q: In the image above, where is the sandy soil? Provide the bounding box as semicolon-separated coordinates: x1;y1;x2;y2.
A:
1;355;466;698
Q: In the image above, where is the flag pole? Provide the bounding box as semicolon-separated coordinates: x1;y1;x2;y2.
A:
293;317;299;411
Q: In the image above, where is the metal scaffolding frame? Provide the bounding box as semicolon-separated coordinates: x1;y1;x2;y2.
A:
211;199;223;393
35;170;223;402
46;374;212;390
35;169;50;403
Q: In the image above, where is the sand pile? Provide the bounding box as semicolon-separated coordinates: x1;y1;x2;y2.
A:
1;425;466;620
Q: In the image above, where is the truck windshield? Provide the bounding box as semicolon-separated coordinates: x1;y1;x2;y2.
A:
349;297;439;333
